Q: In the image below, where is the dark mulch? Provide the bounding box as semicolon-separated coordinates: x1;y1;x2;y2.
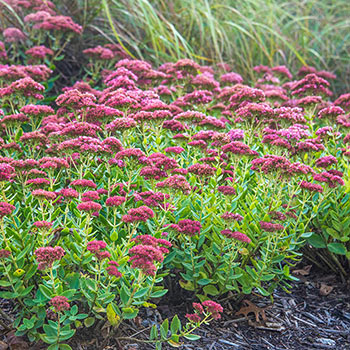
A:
1;266;350;350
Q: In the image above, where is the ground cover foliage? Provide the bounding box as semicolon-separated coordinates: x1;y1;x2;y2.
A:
0;0;350;349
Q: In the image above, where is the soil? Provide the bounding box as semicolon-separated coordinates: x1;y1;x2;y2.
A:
1;265;349;350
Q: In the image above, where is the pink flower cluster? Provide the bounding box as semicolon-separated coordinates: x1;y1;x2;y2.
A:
122;206;155;223
129;236;171;276
220;230;251;243
168;219;202;237
186;300;223;322
260;221;284;232
35;246;65;270
50;296;70;312
87;240;111;260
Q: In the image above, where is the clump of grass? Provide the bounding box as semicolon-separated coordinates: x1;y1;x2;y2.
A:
100;0;350;94
2;0;349;93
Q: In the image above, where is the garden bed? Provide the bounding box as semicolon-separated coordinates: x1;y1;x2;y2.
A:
1;2;350;350
2;265;349;349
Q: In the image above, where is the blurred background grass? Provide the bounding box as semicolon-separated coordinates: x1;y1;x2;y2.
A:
13;0;350;93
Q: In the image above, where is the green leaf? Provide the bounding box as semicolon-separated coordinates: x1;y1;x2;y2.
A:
327;243;347;255
260;274;275;281
122;308;139;319
307;234;326;248
84;317;95;328
59;345;72;350
134;287;149;299
106;303;120;326
39;285;53;299
0;280;12;287
120;286;130;305
183;334;201;340
47;344;59;350
58;329;75;341
0;291;18;299
61;289;76;299
160;319;169;339
170;315;181;334
70;305;78;316
197;278;212;286
256;285;270;296
110;231;118;242
203;285;219;296
150;289;168;298
150;324;158;340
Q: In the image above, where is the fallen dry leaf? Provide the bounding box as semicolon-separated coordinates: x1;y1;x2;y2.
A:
235;300;269;323
319;282;334;296
292;265;312;276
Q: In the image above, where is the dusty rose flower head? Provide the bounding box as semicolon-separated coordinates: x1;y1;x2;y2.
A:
35;15;83;35
156;175;191;194
129;243;166;276
174;58;200;73
169;219;202;237
106;118;137;132
106;196;126;207
334;93;350;110
25;46;54;60
81;191;100;202
35;246;65;270
122;206;155;223
221;72;243;84
59;188;79;199
188;163;216;177
218;186;236;196
32;189;57;200
50;296;70;312
314;171;344;188
291;74;332;97
268;211;287;222
106;261;122;277
5;77;45;99
0;249;11;259
193;303;204;314
87;240;111;260
26;178;50;187
260;221;284;232
300;180;323;193
164;146;185;154
202;300;223;320
70;179;97;189
77;201;102;213
3;27;26;42
0;163;15;182
115;148;146;162
221;230;251;243
221;212;243;222
33;221;53;229
56;89;96;109
83;46;115;60
222;141;257;157
318;105;344;120
186;313;201;323
251;155;291;175
163;119;185;132
174;110;206;123
183;90;213;104
140;166;167;180
315;155;337;168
